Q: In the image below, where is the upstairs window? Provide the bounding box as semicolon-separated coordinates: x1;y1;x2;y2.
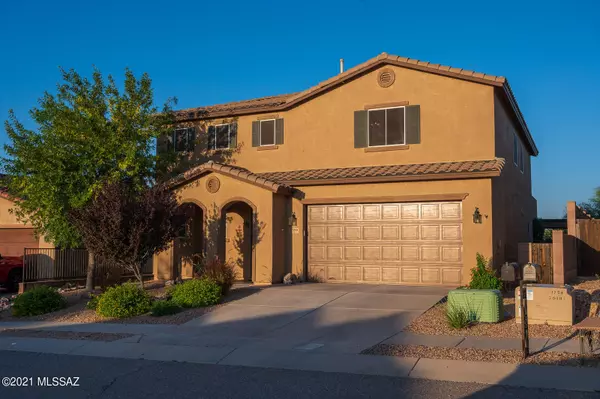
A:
520;142;525;173
207;123;237;150
172;127;196;152
259;119;276;146
251;118;284;147
513;131;526;173
368;107;405;146
513;132;518;166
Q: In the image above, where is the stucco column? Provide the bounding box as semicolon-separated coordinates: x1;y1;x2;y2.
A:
566;201;577;237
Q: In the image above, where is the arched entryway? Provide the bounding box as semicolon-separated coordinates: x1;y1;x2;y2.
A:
222;200;254;282
174;202;204;279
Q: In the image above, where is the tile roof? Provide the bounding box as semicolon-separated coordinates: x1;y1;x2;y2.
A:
170;159;505;192
169;161;293;194
257;158;505;185
177;93;296;120
174;52;537;156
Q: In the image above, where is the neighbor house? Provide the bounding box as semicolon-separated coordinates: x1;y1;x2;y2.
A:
154;52;538;286
0;188;50;256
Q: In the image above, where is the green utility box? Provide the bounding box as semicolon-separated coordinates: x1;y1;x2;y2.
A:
447;289;503;323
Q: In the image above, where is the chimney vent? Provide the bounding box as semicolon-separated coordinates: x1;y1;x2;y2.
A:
339;58;344;74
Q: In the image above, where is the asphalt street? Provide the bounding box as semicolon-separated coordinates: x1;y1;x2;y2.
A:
0;351;595;399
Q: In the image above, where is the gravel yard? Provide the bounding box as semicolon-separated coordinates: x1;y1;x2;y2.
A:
404;279;600;340
363;344;600;368
0;328;133;341
0;282;260;325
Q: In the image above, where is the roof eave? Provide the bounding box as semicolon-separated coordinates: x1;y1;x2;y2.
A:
282;170;502;187
168;163;293;195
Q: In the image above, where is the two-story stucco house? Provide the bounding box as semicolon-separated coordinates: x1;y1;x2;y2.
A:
153;52;538;286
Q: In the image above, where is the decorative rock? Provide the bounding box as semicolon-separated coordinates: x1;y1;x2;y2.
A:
165;280;175;287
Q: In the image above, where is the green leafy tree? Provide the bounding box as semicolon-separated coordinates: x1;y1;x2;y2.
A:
579;187;600;218
2;68;177;249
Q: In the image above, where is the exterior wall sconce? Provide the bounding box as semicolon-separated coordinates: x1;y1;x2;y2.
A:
288;212;297;227
473;207;483;224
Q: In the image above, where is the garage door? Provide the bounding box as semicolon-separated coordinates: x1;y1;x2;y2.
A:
307;201;463;285
0;228;38;257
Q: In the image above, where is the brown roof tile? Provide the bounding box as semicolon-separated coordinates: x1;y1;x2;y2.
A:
170;161;292;194
257;158;505;185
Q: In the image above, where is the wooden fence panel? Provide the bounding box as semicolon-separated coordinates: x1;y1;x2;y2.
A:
530;243;553;284
577;219;600;275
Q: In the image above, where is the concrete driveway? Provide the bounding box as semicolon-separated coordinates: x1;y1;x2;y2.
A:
177;283;448;354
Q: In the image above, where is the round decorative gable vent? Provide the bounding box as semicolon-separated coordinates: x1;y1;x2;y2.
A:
206;176;221;193
377;68;395;88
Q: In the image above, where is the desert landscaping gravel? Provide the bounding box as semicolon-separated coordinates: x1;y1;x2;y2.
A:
404;299;574;339
405;279;600;339
363;343;600;368
0;328;133;341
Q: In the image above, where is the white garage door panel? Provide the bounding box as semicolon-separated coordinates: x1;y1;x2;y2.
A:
307;202;463;285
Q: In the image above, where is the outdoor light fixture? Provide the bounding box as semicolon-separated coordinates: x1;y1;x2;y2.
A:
473;207;483;224
288;212;297;227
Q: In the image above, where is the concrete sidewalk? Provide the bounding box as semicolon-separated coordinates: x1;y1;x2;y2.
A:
0;320;587;355
0;335;599;393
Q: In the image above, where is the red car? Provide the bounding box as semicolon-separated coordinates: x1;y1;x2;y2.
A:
0;255;23;292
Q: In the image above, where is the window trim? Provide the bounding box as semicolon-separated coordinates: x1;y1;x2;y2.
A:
211;123;232;150
259;119;276;147
367;106;406;147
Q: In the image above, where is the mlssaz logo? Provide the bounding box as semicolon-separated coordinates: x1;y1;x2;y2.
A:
37;377;80;387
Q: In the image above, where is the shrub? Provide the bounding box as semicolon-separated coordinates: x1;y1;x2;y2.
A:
12;286;67;317
150;300;181;317
193;256;236;295
169;279;221;308
469;253;502;290
96;282;152;318
86;293;100;310
446;304;474;329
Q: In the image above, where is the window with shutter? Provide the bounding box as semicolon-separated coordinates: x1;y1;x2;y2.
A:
172;127;196;152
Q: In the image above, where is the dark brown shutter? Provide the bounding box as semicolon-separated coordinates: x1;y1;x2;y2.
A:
405;105;420;145
252;121;260;147
187;127;196;151
157;134;170;154
354;110;368;148
275;118;284;145
230;122;237;148
207;126;215;150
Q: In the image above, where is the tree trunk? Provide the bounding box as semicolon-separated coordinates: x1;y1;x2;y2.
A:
132;263;144;290
85;252;95;292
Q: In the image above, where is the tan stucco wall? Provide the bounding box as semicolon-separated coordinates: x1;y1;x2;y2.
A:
0;197;25;226
290;179;494;286
185;64;496;173
155;173;283;284
492;92;537;267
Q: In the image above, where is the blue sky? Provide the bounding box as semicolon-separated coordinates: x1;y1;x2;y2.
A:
1;0;598;217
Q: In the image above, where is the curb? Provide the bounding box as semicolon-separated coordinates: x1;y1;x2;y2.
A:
0;336;598;392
